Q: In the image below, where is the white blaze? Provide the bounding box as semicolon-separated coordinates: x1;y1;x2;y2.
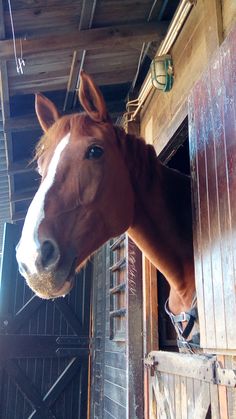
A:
16;133;70;275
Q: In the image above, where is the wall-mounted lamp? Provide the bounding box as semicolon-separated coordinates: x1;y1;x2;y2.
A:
150;55;174;92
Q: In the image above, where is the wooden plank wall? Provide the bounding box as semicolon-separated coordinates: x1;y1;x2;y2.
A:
90;244;127;419
188;23;236;351
140;0;236;157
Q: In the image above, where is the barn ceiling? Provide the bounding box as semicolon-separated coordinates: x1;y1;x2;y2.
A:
0;0;180;259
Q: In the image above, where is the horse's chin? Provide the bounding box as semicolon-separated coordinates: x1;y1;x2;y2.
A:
26;258;77;300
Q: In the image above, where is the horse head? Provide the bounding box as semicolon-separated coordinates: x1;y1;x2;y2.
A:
16;71;134;299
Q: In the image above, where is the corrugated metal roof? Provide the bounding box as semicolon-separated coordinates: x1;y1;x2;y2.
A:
0;110;11;264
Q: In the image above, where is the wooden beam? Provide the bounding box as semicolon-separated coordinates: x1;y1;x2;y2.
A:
0;22;168;60
8;159;36;174
12;211;27;222
64;0;97;110
10;189;37;203
0;61;14;220
4;114;38;132
5;101;123;132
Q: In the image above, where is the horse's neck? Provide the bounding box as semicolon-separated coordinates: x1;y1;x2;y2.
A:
119;131;195;312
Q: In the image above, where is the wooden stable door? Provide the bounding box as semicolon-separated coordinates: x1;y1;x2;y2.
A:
189;23;236;353
145;23;236;419
0;223;91;419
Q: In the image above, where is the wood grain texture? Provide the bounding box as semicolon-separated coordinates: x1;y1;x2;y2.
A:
189;23;236;350
0;22;168;60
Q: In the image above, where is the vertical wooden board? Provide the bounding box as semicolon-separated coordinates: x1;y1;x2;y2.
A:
209;25;236;349
217;355;229;419
188;94;207;347
193;380;211;419
210;382;220;419
193;78;216;348
126;237;144;419
186;377;194;419
219;25;236;348
225;356;236;418
152;371;173;419
167;373;176;418
180;376;187;419
174;375;182;419
162;373;175;419
203;57;227;349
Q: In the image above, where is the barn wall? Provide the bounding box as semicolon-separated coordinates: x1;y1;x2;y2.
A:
90;243;127;419
140;0;236;155
90;236;144;419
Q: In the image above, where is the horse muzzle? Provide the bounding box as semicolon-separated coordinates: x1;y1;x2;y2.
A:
16;238;76;299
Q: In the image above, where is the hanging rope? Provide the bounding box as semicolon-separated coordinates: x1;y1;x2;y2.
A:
7;0;25;74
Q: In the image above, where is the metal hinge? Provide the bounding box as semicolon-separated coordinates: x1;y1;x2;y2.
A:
144;351;236;388
214;361;236;387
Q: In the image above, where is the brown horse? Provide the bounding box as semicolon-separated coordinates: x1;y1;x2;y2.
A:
16;71;196;347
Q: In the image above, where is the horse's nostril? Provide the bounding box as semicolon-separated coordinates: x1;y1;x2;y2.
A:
41;240;60;269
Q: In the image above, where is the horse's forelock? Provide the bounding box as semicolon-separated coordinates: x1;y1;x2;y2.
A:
34;115;74;162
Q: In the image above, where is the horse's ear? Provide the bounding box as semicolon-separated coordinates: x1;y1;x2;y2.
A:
78;70;109;122
35;93;60;132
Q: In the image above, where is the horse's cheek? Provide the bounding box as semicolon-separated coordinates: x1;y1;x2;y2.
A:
78;165;103;205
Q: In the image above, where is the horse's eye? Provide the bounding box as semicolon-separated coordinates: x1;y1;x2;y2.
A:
85;145;104;160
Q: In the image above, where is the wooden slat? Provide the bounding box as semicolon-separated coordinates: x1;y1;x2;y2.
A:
8;159;36;174
64;0;97;110
210;381;221;419
217;355;229;418
4;114;38;132
12;210;26;221
180;376;187;419
174;374;181;419
225;355;236;419
126;236;144;419
0;60;14;220
202;61;227;349
188;93;207;348
0;22;168;60
143;256;158;419
219;25;236;349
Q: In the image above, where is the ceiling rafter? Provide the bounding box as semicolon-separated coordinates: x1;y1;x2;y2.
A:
64;0;97;110
0;22;168;60
0;0;13;227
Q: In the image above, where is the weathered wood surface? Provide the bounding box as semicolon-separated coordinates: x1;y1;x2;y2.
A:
146;352;222;419
189;23;236;351
140;0;235;156
0;22;167;60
